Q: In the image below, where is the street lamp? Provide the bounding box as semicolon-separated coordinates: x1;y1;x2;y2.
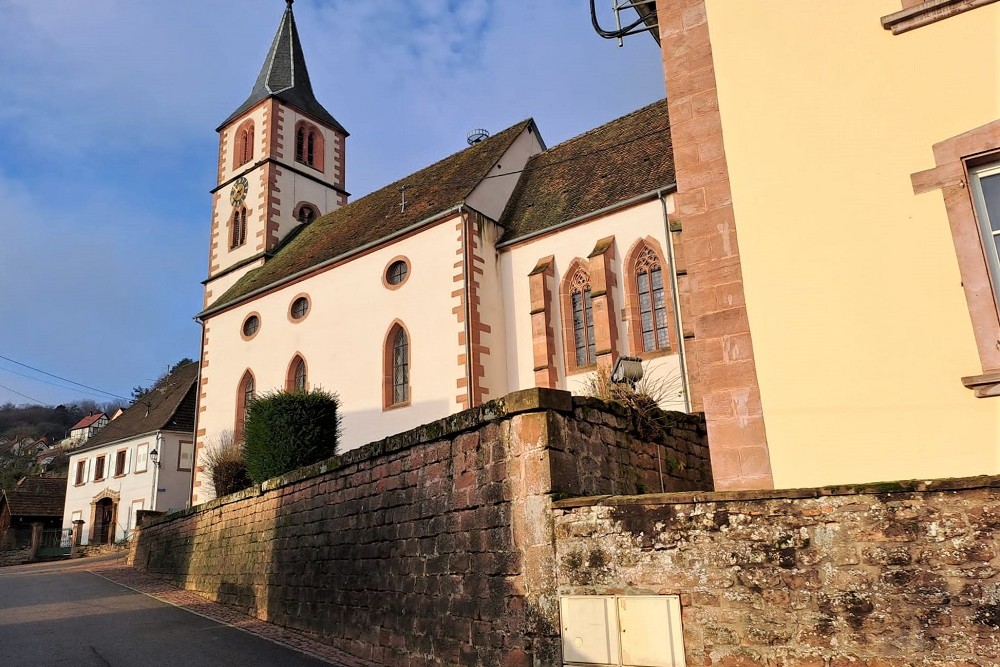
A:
149;447;160;509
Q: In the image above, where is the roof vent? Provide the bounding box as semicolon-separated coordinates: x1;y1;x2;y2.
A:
467;128;489;145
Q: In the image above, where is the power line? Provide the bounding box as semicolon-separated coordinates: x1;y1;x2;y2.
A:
0;353;128;401
0;364;127;402
0;382;47;405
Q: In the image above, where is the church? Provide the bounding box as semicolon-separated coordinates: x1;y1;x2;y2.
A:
191;2;683;503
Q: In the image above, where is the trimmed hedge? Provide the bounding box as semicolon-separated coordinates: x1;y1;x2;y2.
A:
242;389;341;484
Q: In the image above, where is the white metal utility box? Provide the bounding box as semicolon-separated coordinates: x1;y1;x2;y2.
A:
559;595;686;667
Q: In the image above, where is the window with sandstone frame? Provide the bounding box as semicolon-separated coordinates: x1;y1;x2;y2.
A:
231;206;248;249
624;238;677;357
235;370;255;440
560;262;597;373
911;119;1000;396
383;321;411;409
882;0;1000;35
294;120;325;172
286;355;308;392
234;120;254;169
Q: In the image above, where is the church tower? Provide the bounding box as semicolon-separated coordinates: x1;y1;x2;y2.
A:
204;0;348;304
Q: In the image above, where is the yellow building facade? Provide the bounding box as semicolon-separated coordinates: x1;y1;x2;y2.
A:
655;0;1000;488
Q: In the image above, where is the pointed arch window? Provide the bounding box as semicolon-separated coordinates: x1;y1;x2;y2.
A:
383;322;410;408
562;266;596;370
624;239;675;356
230;206;247;249
294;121;325;171
235;371;255;441
635;246;669;352
286;355;307;392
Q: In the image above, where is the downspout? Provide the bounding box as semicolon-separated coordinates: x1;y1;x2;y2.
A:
658;189;692;413
152;432;163;510
459;205;474;408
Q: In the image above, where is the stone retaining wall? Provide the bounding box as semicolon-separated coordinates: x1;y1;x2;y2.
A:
553;478;1000;666
129;388;710;666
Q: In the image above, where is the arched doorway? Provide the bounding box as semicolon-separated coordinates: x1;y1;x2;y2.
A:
89;490;120;545
94;498;116;544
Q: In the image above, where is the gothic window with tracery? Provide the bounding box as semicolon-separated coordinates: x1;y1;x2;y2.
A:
384;323;410;408
570;268;596;367
634;246;669;352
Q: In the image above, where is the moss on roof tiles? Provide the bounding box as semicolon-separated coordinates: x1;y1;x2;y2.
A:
498;99;673;243
207;119;533;313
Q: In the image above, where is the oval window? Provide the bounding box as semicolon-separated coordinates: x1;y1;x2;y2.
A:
386;260;408;286
242;314;260;338
290;296;309;321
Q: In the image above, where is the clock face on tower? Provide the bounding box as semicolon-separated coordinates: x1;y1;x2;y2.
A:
230;177;249;207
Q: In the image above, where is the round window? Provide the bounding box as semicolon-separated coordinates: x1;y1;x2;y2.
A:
386;260;408;286
290;296;309;321
242;314;260;338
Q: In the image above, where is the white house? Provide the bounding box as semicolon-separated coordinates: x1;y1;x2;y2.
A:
190;3;683;503
63;362;197;545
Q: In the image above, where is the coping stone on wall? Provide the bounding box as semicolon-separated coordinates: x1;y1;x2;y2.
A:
140;387;576;530
551;474;1000;509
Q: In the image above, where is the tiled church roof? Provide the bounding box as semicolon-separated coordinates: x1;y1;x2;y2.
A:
219;1;346;134
206;119;535;312
76;362;198;453
498;99;674;243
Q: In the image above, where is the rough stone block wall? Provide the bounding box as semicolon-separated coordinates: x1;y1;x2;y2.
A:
553;478;1000;667
563;397;710;496
129;389;710;667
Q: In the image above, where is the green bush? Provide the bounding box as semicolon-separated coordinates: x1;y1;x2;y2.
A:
242;389;341;484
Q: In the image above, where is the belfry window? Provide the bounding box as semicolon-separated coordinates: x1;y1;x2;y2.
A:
235;120;254;168
231;206;247;249
294;121;324;171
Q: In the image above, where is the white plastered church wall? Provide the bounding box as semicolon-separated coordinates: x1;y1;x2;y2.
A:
500;196;686;408
193;216;465;502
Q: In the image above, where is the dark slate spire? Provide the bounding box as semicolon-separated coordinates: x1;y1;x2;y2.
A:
218;2;347;134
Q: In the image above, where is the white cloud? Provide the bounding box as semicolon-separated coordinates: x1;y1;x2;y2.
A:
0;0;665;404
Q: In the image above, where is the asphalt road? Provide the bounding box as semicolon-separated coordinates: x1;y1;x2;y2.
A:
0;557;331;667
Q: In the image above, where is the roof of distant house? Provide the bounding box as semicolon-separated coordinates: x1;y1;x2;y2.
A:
70;413;107;431
74;362;199;453
203;118;536;314
498;98;674;243
1;476;67;518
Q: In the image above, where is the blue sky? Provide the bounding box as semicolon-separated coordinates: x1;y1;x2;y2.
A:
0;0;664;407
